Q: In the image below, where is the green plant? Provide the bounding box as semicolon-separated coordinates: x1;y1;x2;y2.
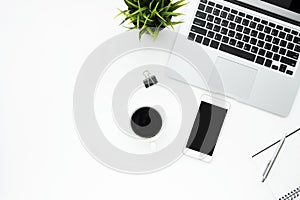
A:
116;0;188;40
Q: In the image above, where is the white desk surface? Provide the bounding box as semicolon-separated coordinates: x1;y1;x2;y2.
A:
1;1;300;199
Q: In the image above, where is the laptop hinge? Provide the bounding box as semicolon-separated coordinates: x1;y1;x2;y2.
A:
224;0;300;27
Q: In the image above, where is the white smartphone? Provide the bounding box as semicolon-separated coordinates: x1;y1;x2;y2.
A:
184;95;230;162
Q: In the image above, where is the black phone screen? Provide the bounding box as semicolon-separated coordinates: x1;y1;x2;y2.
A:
186;101;228;156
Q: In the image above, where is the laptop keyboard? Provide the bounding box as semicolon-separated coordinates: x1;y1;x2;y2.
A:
188;0;300;76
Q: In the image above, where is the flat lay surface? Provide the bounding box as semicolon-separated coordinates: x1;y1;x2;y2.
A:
1;0;300;199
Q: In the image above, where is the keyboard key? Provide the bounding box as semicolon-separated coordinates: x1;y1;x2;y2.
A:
188;32;196;41
213;25;221;32
264;26;271;34
203;37;210;45
273;54;280;61
257;40;265;48
191;25;207;35
250;38;257;45
210;40;220;49
271;29;279;36
295;45;300;53
220;11;228;18
193;18;206;27
223;6;230;12
208;1;215;6
261;20;268;25
246;14;253;20
271;65;278;70
216;4;223;9
269;22;275;27
266;51;273;58
251;46;258;54
281;56;297;67
235;33;243;40
286;34;293;41
286;70;293;75
200;0;207;3
195;35;203;43
291;30;298;35
196;11;207;19
279;48;286;55
227;14;234;21
272;45;279;53
229;38;237;46
257;24;264;31
242;35;250;42
222;36;229;43
213;8;221;16
206;6;213;13
284;27;291;33
280;40;287;47
231;9;238;14
287;42;294;50
221;19;229;27
272;38;280;45
198;3;205;11
244;44;251;51
243;27;250;34
286;50;299;60
206;22;213;30
207;31;215;38
265;35;272;42
235;16;242;24
264;59;272;67
258;32;265;40
242;19;250;26
221;27;228;35
238;12;245;17
258;48;266;56
279;64;287;73
254;17;260;22
249;21;257;29
229;22;236;29
214;17;221;24
207;14;214;22
279;31;286;39
250;30;258;37
294;37;300;44
264;43;272;50
215;33;222;41
228;30;235;37
236;41;244;48
255;56;265;65
219;43;256;61
276;25;283;30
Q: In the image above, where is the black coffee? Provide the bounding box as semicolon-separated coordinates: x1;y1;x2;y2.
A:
130;107;162;138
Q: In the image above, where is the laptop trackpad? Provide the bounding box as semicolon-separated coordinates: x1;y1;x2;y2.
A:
209;57;258;100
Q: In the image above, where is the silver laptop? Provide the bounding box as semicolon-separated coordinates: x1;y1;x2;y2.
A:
170;0;300;117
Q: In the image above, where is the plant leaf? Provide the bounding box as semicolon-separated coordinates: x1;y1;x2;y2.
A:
124;0;138;9
139;28;147;40
141;14;150;30
114;9;127;19
128;7;147;17
155;12;167;22
150;2;160;18
153;26;161;41
137;15;140;28
169;0;189;12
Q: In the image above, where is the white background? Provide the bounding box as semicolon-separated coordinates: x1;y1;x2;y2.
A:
1;0;300;199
